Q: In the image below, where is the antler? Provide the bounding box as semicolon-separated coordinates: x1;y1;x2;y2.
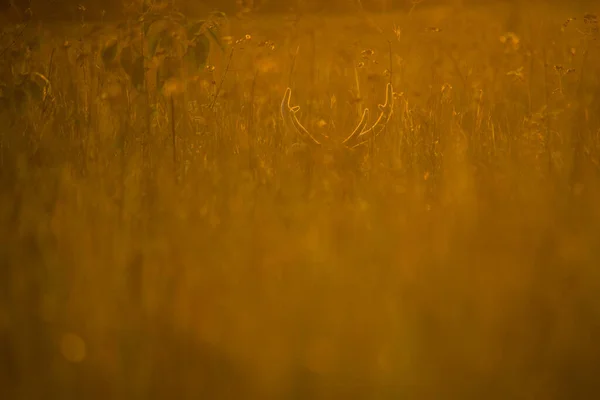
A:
342;83;394;148
281;83;394;149
281;88;327;146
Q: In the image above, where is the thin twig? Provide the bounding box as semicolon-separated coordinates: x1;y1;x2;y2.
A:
47;48;55;78
248;69;258;171
209;48;234;110
388;40;393;85
41;48;56;117
171;95;177;176
408;0;423;19
289;45;300;88
0;21;29;59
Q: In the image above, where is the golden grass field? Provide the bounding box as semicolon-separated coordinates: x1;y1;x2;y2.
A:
1;1;600;399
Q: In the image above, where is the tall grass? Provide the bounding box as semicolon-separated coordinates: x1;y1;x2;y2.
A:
1;3;600;399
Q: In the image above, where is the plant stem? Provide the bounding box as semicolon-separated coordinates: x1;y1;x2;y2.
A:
171;95;177;179
210;48;234;110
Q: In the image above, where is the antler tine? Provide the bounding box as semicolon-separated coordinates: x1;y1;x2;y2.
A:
342;108;370;146
281;87;324;146
347;83;394;149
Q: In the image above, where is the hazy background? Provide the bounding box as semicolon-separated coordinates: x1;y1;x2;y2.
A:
2;0;600;20
1;0;600;399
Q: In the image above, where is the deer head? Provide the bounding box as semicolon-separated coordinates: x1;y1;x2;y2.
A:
280;83;394;151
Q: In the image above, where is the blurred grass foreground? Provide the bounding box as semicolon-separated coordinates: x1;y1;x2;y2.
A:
1;1;600;399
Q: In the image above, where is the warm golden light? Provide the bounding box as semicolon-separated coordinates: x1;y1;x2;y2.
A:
1;0;600;399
